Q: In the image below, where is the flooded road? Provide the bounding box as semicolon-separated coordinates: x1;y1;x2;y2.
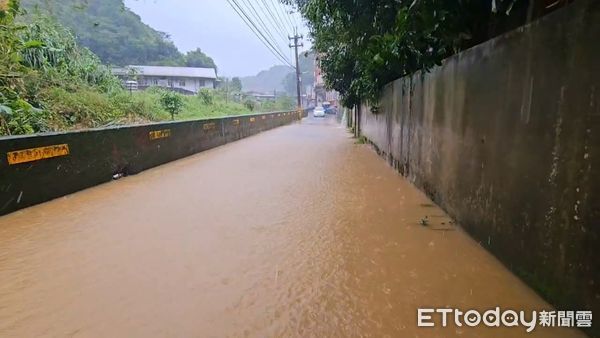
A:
0;116;586;337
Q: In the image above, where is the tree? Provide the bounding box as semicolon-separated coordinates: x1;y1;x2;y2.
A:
184;48;217;70
282;50;314;96
126;66;139;81
285;0;527;107
282;73;296;96
231;77;242;92
159;91;184;120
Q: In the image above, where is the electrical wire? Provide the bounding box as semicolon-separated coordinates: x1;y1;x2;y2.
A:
226;0;295;68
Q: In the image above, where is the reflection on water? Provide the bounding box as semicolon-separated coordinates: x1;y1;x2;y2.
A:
0;117;586;337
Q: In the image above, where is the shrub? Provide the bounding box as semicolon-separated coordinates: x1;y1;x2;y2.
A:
40;87;122;127
115;91;169;121
0;97;50;135
159;91;184;120
197;88;214;105
243;99;256;111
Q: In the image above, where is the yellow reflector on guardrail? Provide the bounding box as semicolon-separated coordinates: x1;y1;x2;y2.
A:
149;129;171;140
203;123;216;130
7;144;70;165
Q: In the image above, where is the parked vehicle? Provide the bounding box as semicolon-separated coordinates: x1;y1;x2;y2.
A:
313;106;326;117
322;101;336;114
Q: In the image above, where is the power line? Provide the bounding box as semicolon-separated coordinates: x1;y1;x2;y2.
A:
226;0;294;68
239;0;288;56
279;2;297;33
270;0;295;33
232;0;293;66
266;0;289;33
263;0;292;37
258;0;289;41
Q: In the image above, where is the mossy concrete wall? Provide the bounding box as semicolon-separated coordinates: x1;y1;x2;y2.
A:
0;111;304;216
359;1;599;334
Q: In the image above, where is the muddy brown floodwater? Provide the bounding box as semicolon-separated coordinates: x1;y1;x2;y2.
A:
0;116;587;337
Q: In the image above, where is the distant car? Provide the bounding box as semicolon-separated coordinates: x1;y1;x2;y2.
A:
313;106;325;117
322;101;336;114
325;106;337;114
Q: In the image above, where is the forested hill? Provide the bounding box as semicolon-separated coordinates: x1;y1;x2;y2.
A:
21;0;215;68
241;53;314;95
241;65;293;93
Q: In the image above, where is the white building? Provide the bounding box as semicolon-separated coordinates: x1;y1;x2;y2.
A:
113;65;217;94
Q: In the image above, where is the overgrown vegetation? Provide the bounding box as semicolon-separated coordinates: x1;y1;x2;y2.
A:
0;1;269;136
0;1;125;135
0;1;301;136
260;96;295;112
177;91;254;120
197;88;214;106
286;0;531;107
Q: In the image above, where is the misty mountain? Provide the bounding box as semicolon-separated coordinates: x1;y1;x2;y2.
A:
240;65;294;93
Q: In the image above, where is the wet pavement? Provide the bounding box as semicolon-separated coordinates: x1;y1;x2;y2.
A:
0;115;587;337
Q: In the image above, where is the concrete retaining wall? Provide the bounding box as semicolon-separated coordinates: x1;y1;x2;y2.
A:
0;110;304;216
359;1;599;332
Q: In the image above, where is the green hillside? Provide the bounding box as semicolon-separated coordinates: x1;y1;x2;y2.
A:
21;0;214;68
241;53;314;95
241;65;293;93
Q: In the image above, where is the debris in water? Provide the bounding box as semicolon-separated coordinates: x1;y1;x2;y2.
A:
420;216;429;226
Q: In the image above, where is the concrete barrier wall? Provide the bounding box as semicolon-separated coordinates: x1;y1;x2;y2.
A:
359;0;599;330
0;110;305;216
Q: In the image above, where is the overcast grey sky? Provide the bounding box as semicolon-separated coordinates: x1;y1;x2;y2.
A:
124;0;311;77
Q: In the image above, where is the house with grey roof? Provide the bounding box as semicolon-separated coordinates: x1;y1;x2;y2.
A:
112;65;217;94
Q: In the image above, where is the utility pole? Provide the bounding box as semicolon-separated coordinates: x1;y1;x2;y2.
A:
289;30;303;109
